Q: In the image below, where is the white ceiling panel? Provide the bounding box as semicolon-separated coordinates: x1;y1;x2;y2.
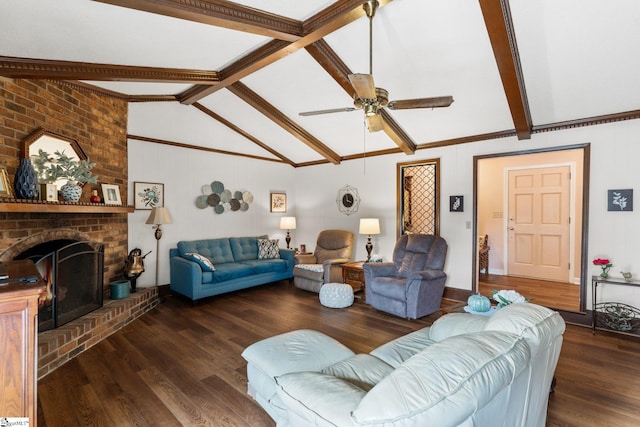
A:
0;0;266;69
128;102;279;160
198;88;322;164
512;0;640;124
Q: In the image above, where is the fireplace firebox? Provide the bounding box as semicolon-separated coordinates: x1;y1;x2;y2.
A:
16;240;104;331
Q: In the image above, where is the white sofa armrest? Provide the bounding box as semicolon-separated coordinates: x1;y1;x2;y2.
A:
276;372;365;427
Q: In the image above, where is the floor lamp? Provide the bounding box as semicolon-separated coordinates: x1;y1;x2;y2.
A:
145;207;172;286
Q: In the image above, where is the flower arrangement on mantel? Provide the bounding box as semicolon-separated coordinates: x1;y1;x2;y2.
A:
492;289;529;308
32;149;97;185
593;258;613;279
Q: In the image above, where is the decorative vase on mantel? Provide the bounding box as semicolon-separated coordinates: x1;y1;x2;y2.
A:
14;158;39;199
60;180;82;202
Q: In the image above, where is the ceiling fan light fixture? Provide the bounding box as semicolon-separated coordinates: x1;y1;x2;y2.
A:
364;104;377;117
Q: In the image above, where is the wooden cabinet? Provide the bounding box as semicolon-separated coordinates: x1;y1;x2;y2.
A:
0;260;44;425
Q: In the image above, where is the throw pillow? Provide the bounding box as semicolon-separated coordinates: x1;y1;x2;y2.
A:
184;252;216;271
258;238;280;259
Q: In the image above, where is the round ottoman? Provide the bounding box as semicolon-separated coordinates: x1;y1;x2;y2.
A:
319;283;354;308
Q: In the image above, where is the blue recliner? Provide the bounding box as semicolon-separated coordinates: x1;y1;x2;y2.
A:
364;234;448;319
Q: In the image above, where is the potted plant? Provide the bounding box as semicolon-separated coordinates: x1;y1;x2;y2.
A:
32;149;98;202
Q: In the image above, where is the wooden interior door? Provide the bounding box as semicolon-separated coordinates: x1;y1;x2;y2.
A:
507;166;571;281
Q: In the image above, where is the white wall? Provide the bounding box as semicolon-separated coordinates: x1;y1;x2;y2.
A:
127;140;295;288
129;119;640;308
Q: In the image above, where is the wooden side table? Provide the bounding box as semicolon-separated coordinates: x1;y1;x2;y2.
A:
341;261;365;293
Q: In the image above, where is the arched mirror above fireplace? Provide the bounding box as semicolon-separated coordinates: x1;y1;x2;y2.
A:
21;127;88;190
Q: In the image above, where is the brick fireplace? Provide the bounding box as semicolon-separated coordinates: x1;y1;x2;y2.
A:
0;79;160;377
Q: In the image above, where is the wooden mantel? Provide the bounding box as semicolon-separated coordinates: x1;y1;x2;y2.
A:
0;199;134;213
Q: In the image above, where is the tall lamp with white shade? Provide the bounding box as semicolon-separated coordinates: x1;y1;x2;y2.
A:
279;216;296;249
359;218;380;262
145;207;172;286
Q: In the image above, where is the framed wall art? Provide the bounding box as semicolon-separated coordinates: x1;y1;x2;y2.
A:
270;192;286;213
450;195;464;212
0;168;13;197
608;189;633;211
134;181;164;210
102;184;122;205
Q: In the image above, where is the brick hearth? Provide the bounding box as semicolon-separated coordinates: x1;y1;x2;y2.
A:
37;287;159;379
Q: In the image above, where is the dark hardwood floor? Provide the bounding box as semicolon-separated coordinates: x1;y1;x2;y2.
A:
38;281;640;426
479;273;581;313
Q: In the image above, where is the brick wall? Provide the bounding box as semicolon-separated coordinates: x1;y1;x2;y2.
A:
0;78;130;285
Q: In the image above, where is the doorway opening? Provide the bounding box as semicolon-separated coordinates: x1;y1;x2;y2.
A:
473;144;590;313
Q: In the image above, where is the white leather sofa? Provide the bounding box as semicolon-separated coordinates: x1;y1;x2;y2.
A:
242;303;565;427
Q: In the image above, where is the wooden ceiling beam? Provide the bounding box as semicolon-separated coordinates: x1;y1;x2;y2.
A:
0;56;218;84
380;109;416;154
178;0;388;104
306;39;416;154
92;0;303;41
192;102;295;166
227;82;341;165
478;0;532;140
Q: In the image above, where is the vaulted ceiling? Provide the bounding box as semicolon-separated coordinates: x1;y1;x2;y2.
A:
2;0;640;167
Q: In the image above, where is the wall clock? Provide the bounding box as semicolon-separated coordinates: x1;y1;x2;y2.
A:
336;185;360;215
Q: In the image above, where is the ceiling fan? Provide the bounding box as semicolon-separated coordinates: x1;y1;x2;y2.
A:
299;0;454;134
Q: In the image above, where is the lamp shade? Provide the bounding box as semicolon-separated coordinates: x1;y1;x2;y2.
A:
145;207;172;225
359;218;380;235
279;216;296;230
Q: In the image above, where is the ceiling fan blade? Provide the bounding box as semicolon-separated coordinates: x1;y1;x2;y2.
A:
348;73;377;99
299;107;358;117
387;96;454;110
366;114;384;132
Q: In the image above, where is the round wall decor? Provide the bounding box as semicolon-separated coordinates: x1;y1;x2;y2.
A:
336;185;360;215
195;180;253;214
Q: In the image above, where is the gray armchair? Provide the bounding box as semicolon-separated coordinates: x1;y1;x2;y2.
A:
293;229;354;293
364;234;448;319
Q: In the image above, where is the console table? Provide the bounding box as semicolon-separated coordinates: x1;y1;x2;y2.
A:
591;275;640;335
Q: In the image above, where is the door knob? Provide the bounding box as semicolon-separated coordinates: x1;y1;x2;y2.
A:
509;226;515;230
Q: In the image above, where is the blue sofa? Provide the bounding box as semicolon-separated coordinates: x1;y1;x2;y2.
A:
169;235;294;302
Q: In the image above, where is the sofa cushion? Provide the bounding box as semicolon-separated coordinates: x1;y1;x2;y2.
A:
230;235;267;261
294;264;323;272
183;253;216;271
258;238;280;259
240;259;288;274
367;277;408;300
210;262;254;282
351;331;531;426
178;238;234;264
276;372;366;427
321;354;394;391
370;327;434;368
484;303;566;355
429;313;489;342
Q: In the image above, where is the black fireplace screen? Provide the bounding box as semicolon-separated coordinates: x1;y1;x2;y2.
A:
16;240;104;331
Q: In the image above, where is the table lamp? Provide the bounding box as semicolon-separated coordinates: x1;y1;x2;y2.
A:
145;207;172;286
279;216;296;249
359;218;380;262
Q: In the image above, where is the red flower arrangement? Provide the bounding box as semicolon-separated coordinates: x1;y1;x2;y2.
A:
593;258;612;278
